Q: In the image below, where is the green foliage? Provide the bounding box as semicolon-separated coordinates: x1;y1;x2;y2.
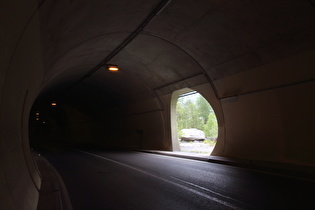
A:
178;130;184;138
196;95;211;124
204;113;218;137
176;93;218;138
176;97;204;131
203;139;216;146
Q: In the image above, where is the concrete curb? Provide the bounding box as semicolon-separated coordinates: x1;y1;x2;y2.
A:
140;150;315;182
34;153;73;210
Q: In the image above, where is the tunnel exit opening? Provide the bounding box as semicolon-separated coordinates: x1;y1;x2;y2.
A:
171;89;218;154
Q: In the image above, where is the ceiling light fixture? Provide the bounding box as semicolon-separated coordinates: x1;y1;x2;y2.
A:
107;64;119;72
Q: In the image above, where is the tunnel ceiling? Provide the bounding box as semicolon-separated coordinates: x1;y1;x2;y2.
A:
38;0;315;105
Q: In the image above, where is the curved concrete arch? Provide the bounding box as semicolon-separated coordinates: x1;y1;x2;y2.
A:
140;32;220;97
0;1;44;209
41;32;132;85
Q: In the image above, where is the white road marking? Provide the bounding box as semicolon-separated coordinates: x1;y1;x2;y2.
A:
76;150;243;209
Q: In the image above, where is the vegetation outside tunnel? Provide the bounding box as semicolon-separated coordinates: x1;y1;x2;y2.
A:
176;92;218;153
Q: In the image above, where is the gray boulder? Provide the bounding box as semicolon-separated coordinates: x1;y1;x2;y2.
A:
180;128;205;141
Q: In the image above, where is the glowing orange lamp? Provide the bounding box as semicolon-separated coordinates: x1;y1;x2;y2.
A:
107;65;119;72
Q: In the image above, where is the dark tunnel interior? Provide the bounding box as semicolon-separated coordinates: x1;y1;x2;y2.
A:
29;86;127;149
1;0;315;209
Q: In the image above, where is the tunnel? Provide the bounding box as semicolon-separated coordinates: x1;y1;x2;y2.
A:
1;0;315;209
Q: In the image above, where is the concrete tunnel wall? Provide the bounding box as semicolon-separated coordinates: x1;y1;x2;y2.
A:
1;0;315;209
217;50;315;165
32;50;315;166
0;0;43;209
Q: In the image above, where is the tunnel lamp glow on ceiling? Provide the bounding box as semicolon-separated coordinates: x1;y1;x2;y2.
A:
51;102;57;107
107;65;119;72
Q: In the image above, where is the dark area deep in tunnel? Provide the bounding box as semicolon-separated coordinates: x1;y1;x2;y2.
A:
29;89;123;150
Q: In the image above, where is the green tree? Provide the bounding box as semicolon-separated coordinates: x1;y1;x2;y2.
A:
176;97;203;132
176;98;187;132
196;95;211;124
204;113;218;137
176;92;218;139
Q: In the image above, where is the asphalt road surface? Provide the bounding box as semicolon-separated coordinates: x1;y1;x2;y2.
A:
41;149;315;210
